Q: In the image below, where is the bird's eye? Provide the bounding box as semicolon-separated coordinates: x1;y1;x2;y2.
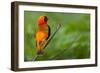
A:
44;16;48;22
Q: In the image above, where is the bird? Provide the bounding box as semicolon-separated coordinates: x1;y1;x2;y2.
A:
36;16;51;55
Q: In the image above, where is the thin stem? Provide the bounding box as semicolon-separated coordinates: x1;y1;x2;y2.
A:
32;55;38;61
43;24;61;49
48;36;81;60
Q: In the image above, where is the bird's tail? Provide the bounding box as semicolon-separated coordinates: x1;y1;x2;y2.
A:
37;50;44;55
37;41;46;55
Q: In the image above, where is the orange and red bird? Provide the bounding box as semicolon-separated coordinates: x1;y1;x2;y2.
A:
36;16;51;55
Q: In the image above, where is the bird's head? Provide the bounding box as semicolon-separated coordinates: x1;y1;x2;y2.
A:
38;16;48;25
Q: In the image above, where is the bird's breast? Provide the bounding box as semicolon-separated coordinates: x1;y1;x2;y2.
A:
36;30;48;42
38;24;48;32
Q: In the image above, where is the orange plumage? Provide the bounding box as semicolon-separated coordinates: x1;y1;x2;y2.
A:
36;16;50;55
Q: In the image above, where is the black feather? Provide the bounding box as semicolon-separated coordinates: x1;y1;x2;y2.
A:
46;25;51;40
44;16;48;22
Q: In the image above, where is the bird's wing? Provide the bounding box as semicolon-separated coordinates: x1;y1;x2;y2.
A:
43;24;61;49
46;25;51;40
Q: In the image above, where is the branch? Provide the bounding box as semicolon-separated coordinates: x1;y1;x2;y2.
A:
48;36;81;60
43;24;61;49
32;55;38;61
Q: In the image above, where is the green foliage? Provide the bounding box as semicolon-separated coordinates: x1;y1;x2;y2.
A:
24;11;90;61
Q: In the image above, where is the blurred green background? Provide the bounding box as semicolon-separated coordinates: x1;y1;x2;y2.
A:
24;11;90;61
